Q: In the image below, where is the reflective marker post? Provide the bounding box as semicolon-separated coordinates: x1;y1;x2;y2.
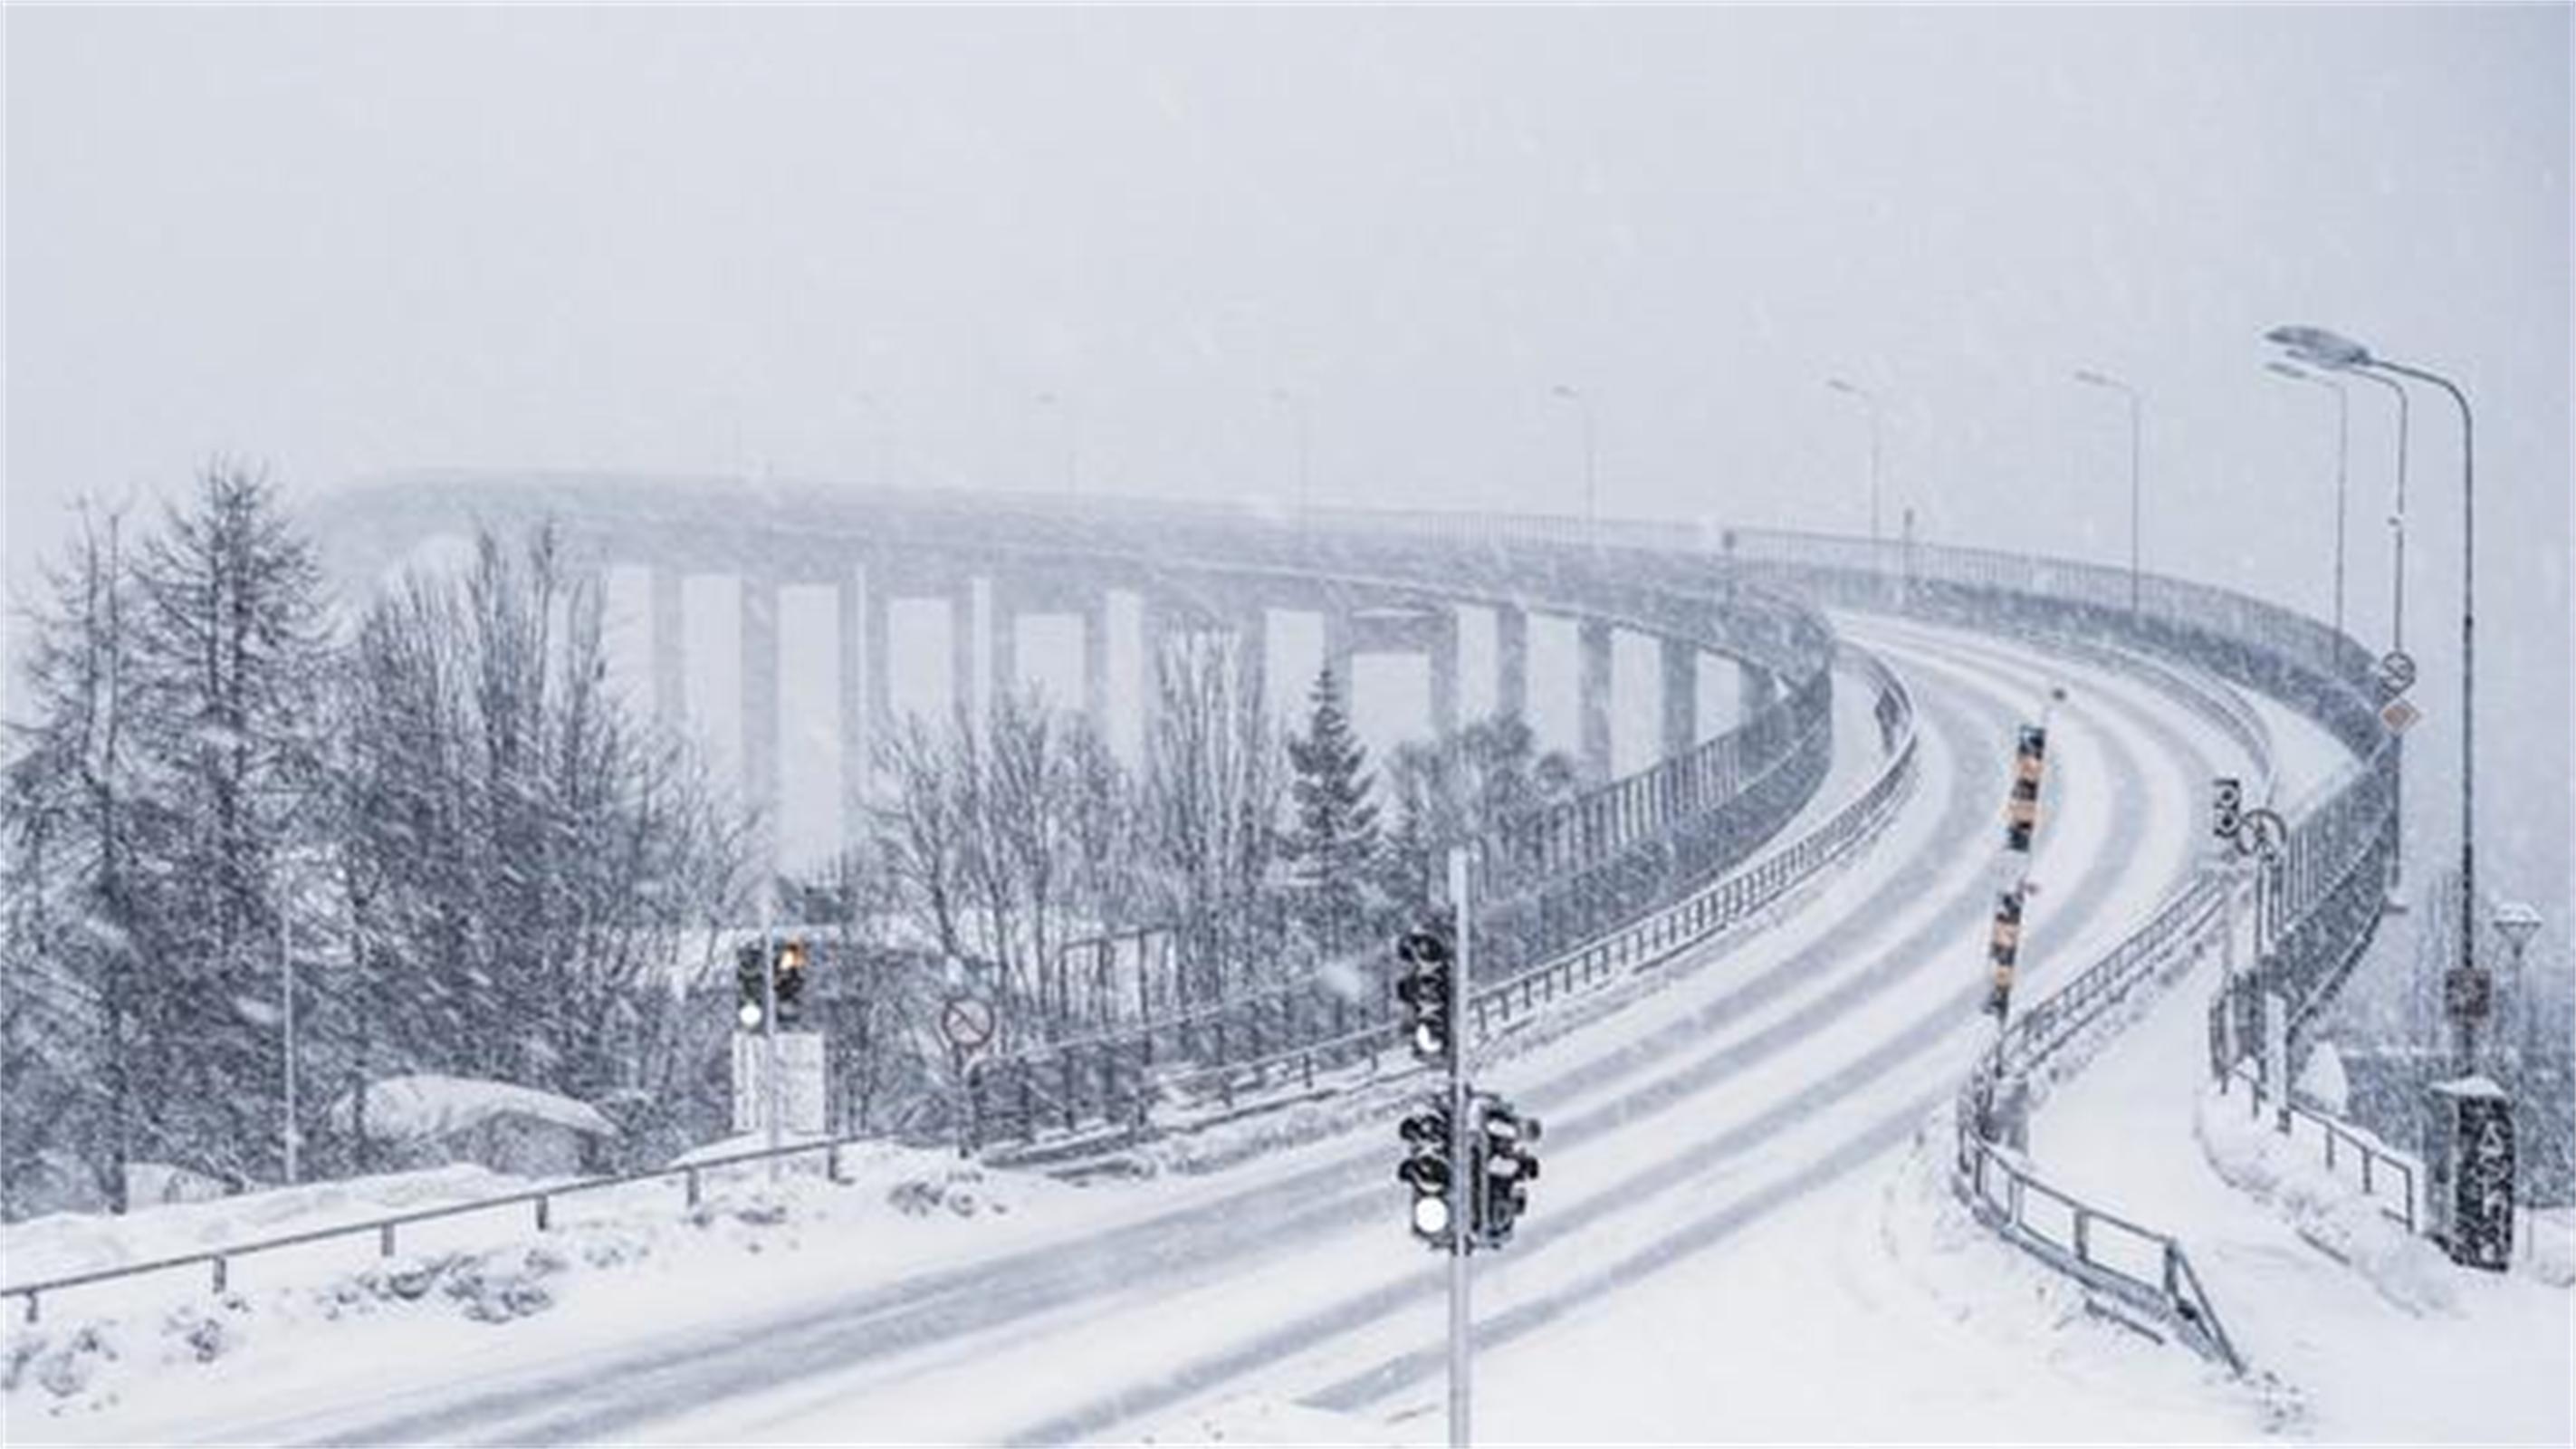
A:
1446;847;1474;1449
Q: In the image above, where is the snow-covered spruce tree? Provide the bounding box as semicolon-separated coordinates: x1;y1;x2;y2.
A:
123;463;335;1187
1285;665;1382;960
1;507;154;1213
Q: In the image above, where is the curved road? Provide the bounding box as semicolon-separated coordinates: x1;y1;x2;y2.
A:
93;619;2248;1447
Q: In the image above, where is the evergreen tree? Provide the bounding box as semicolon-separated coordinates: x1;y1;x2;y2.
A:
127;464;334;1185
1286;666;1381;956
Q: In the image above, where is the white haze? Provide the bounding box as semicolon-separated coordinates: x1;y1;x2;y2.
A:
5;5;2568;954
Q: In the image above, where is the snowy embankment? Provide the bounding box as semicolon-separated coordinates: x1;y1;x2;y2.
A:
0;1142;1093;1429
2025;689;2575;1440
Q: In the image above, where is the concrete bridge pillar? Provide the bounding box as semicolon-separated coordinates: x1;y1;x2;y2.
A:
740;574;781;873
863;571;892;760
1082;598;1111;735
1661;637;1699;757
952;581;978;721
1579;619;1614;783
651;564;686;726
1739;661;1777;713
990;584;1019;715
1321;605;1355;696
1494;605;1529;722
1428;609;1460;739
838;572;867;849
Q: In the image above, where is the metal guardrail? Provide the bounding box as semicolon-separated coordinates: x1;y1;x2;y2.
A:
1957;1137;2243;1372
4;1133;874;1326
2216;1060;2419;1233
971;645;1919;1146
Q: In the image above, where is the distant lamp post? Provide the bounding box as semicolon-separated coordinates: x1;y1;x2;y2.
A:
2265;360;2352;642
1034;390;1078;496
2071;368;2145;616
1269;389;1313;520
1549;384;1598;535
856;390;892;486
2267;323;2478;1073
1824;378;1886;554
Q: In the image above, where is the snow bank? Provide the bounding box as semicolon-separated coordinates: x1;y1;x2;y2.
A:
2193;1088;2459;1317
325;1073;618;1142
0;1141;1072;1423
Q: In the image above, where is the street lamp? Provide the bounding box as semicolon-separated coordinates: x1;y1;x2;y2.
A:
2071;368;2144;616
2492;901;2542;1082
855;390;892;486
2267;323;2477;1071
1824;378;1886;553
1269;389;1313;520
1549;384;1597;535
1034;390;1078;496
2265;360;2351;642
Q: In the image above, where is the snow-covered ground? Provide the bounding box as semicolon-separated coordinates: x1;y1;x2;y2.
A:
9;619;2562;1446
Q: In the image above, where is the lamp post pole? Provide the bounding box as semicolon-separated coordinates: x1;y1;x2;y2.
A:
1271;389;1312;520
2265;360;2352;640
1550;384;1597;536
2073;369;2144;617
1825;378;1886;554
2265;327;2477;1075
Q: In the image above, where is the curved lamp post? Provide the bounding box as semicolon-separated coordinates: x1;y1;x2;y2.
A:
2267;323;2477;1069
1825;378;1886;553
1549;384;1598;535
2265;360;2351;642
2072;368;2144;616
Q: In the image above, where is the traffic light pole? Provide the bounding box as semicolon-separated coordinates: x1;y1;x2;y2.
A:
763;918;783;1183
1445;848;1474;1449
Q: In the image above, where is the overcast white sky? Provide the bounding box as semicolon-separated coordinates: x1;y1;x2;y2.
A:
5;5;2569;938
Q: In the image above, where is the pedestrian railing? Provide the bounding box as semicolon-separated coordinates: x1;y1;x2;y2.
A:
2215;1059;2418;1233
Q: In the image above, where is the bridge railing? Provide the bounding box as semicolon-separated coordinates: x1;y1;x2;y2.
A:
2214;1059;2419;1233
967;645;1918;1148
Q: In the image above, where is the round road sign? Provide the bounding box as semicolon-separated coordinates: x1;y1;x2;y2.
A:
2374;650;2418;696
2237;807;2289;862
940;994;996;1052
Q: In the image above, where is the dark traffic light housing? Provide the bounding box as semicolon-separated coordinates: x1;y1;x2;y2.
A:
734;938;813;1032
1394;926;1454;1063
1397;1099;1457;1245
1472;1095;1542;1247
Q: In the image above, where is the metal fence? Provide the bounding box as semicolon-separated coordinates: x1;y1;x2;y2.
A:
1957;1137;2242;1371
965;646;1919;1147
2216;1060;2419;1233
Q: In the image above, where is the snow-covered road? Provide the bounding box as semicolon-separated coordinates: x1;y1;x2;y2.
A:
29;619;2283;1446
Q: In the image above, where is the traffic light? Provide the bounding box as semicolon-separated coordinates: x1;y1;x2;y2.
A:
735;943;768;1031
2211;776;2244;844
1394;926;1454;1063
1471;1094;1542;1247
2004;724;2047;853
1397;1099;1457;1246
1985;888;2025;1020
774;940;809;1028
